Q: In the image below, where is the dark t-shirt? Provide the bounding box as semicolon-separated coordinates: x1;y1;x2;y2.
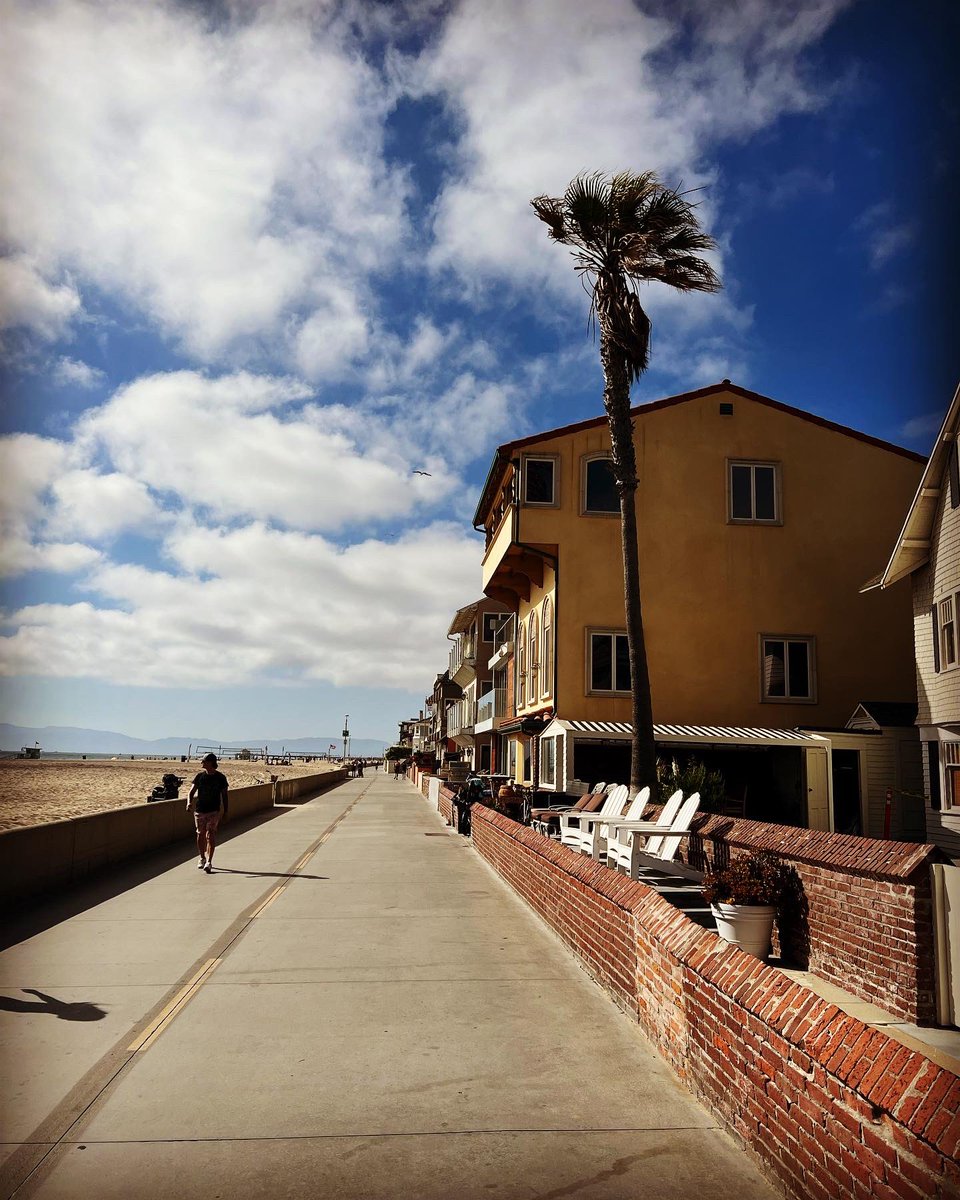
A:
192;770;228;814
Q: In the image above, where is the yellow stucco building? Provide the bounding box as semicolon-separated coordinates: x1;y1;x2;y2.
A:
474;381;924;797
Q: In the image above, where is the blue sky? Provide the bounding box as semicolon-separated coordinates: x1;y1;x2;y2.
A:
1;0;957;742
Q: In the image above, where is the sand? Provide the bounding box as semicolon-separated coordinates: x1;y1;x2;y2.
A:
0;757;343;831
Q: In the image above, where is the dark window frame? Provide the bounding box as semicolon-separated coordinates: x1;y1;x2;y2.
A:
728;460;782;525
759;634;817;703
580;453;620;517
521;454;559;508
586;628;632;695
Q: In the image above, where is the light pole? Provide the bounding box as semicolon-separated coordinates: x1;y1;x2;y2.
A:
342;715;350;762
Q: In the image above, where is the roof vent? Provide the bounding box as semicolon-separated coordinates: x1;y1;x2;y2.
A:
719;402;734;416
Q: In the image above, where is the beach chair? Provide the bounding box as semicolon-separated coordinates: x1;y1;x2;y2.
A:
558;785;627;852
574;786;651;859
608;791;701;879
606;788;684;875
529;782;607;837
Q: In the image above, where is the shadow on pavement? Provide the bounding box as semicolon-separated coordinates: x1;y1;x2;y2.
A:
0;989;107;1021
210;868;328;881
1;805;293;951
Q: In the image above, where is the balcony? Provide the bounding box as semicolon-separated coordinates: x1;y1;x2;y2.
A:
449;635;478;686
475;687;508;734
446;698;477;740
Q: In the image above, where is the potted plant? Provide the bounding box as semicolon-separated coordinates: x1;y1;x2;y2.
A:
702;851;785;960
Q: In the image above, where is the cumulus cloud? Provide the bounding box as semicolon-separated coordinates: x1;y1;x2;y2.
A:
0;521;484;688
0;256;81;341
0;433;102;577
52;357;106;389
48;470;161;539
414;0;848;309
0;0;408;365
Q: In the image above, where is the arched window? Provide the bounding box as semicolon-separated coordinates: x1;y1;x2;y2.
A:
517;624;527;708
582;454;619;514
541;597;553;697
528;610;539;702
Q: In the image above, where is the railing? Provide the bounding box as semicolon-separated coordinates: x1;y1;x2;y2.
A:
446;699;477;737
448;636;477;676
476;688;496;725
492;616;515;657
493;686;508;718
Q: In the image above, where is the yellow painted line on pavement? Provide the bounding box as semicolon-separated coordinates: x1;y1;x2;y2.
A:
127;957;221;1054
249;884;285;918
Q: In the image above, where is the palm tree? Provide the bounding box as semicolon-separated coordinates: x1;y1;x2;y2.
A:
531;171;721;791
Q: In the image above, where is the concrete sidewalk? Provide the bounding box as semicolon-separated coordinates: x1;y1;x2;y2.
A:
1;775;779;1199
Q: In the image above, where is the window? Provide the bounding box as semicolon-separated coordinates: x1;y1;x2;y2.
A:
540;736;556;787
528;610;539;702
541;597;554;697
729;461;780;523
517;624;527;707
523;456;557;506
588;630;631;694
940;596;957;668
582;455;619;514
481;611;510;643
944;742;960;811
761;636;816;702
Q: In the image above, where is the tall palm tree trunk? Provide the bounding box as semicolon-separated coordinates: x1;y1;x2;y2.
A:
600;330;657;790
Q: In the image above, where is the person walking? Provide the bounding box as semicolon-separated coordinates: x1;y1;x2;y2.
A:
187;753;229;874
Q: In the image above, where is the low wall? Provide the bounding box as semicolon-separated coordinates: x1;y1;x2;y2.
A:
275;768;348;803
679;811;943;1024
471;805;960;1200
0;769;346;905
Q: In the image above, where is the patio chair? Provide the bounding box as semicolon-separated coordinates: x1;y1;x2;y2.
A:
606;788;684;874
574;786;651;859
558;785;627;852
529;782;607;836
609;791;701;879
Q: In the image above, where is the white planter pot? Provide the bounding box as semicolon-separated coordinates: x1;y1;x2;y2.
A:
710;903;776;960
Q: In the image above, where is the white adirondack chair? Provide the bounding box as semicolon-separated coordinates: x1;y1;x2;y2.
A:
610;791;701;879
576;786;651;859
606;788;684;874
559;785;627;852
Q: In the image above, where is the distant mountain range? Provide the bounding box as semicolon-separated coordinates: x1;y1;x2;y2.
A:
0;723;387;757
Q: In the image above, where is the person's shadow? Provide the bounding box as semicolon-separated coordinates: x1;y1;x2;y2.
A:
0;989;107;1021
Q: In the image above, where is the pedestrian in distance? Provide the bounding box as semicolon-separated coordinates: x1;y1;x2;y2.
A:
187;753;229;874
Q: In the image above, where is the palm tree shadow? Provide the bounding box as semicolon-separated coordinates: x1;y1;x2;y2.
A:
0;989;107;1021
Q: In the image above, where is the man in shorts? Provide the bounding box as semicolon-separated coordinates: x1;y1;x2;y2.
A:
187;753;229;874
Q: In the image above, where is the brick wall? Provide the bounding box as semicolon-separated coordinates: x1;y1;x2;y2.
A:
471;805;960;1200
681;811;943;1024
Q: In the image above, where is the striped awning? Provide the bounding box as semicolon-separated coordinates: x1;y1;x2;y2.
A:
543;718;827;749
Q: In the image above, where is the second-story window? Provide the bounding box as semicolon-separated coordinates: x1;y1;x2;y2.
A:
517;624;527;707
588;629;631;694
729;461;780;523
482;611;510;642
940;596;957;668
523;456;557;506
582;455;619;514
528;610;539;701
541;597;554;698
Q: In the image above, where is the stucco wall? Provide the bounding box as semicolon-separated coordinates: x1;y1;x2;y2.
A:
497;386;921;729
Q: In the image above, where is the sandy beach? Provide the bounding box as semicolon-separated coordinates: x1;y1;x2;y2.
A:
0;757;343;831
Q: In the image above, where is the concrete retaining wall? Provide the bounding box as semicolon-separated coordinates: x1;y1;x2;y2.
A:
0;769;347;906
471;804;959;1200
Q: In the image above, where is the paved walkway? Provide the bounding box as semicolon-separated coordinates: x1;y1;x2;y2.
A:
1;775;778;1199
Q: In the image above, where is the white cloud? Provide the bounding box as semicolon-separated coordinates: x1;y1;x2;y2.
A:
52;356;106;389
0;521;484;689
0;1;408;366
854;202;916;271
74;369;455;533
48;470;161;539
0;433;102;577
900;411;943;441
0;256;81;341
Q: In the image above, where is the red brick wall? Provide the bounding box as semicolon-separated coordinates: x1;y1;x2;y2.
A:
681;812;943;1024
438;785;455;827
471;806;959;1200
